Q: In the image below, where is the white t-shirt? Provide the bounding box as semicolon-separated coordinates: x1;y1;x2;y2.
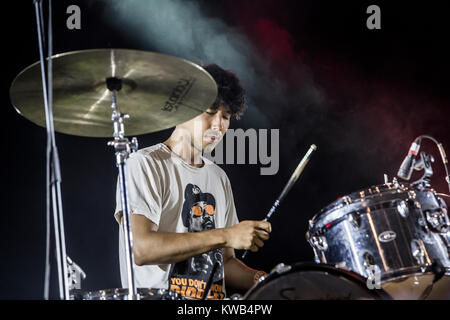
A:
114;143;239;299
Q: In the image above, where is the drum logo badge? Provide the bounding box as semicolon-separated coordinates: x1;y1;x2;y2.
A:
378;230;396;243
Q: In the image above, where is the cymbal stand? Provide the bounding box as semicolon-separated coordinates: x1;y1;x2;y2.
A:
33;0;70;300
106;77;139;300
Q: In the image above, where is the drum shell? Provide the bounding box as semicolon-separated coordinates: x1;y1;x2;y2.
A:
307;184;450;283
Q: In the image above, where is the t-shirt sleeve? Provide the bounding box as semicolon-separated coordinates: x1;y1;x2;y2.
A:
224;176;239;228
114;152;163;226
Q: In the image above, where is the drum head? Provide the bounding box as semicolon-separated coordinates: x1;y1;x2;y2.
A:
244;263;391;300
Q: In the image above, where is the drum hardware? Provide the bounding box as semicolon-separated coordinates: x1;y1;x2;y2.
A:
392;177;399;187
410;151;435;189
309;234;328;252
396;200;409;218
343;196;352;205
66;256;86;291
81;288;181;300
349;212;362;228
306;231;325;263
106;76;139;299
362;253;376;272
270;263;292;276
397;135;450;194
410;239;428;269
364;263;382;289
307;185;449;297
307;137;450;299
426;210;448;233
242;144;317;259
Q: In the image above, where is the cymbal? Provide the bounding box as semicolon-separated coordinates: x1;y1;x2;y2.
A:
10;49;218;137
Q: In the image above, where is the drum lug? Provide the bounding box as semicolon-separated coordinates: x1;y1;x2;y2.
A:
396;200;409;218
310;235;328;252
411;239;427;269
426;210;449;233
392;177;399;187
417;217;430;233
363;252;375;268
306;231;326;263
348;212;361;228
343;196;352;205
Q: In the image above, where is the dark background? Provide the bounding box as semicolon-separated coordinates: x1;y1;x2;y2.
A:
1;0;449;299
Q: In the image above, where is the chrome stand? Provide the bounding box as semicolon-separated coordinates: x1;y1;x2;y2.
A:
106;77;139;300
33;0;70;300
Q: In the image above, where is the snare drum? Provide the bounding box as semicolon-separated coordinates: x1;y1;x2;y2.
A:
243;262;391;300
74;288;181;300
307;183;450;299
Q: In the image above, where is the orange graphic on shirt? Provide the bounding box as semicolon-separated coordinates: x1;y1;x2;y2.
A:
169;276;224;300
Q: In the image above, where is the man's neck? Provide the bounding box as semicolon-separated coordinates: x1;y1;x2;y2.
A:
163;129;204;168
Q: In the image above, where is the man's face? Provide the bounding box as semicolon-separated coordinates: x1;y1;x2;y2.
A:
177;105;231;152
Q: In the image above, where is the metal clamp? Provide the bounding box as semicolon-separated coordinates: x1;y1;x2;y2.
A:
66;256;86;291
270;263;292;275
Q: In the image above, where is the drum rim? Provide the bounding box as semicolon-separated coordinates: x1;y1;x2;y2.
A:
309;184;412;233
243;262;392;300
79;287;179;300
380;266;450;283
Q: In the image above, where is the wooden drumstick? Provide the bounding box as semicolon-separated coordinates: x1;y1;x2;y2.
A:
242;144;317;259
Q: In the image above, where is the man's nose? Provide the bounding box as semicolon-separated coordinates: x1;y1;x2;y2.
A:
211;113;223;131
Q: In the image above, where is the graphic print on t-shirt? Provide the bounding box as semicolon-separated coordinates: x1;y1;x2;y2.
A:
168;183;225;299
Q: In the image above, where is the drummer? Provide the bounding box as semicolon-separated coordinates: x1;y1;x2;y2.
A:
114;64;271;299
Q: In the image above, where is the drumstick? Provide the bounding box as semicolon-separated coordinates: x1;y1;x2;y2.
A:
242;144;317;259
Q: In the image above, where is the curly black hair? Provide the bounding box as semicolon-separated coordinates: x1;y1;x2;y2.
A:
202;64;247;119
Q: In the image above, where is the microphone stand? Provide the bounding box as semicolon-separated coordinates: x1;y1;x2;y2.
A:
33;0;70;300
400;135;450;193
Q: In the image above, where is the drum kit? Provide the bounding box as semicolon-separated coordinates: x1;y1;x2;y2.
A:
9;10;450;299
241;136;450;300
10;46;450;300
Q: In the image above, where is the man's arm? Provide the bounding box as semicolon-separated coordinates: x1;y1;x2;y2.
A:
222;248;267;291
124;214;271;266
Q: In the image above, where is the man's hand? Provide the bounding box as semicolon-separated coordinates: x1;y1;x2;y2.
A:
224;220;271;252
